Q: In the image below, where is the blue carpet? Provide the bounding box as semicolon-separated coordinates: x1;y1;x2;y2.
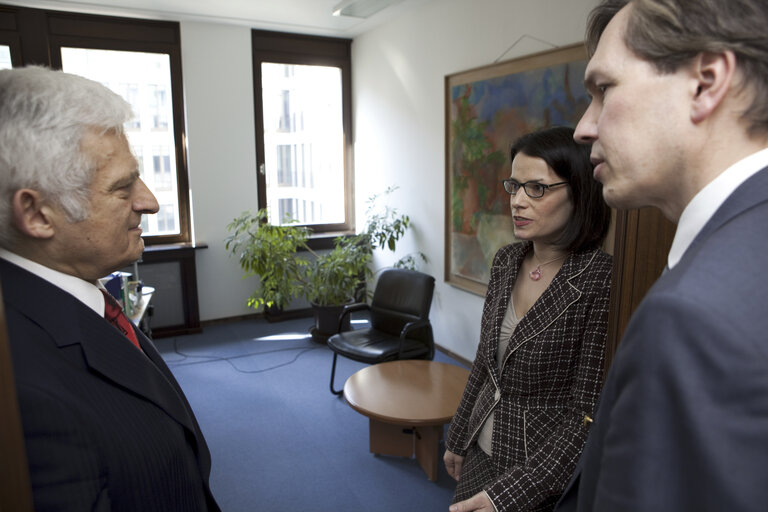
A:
155;315;468;512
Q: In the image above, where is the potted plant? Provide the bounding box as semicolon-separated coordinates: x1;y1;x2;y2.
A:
224;209;310;321
299;234;372;338
224;187;425;334
302;187;426;338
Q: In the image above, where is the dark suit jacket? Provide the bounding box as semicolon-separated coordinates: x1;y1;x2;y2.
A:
446;242;612;511
1;258;220;512
556;167;768;511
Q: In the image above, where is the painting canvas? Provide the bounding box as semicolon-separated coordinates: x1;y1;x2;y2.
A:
444;44;589;296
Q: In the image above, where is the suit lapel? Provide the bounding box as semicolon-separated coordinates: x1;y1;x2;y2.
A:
76;315;198;435
1;260;198;436
503;250;595;365
686;166;768;259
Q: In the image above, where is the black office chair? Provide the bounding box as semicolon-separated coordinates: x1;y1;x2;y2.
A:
328;268;436;395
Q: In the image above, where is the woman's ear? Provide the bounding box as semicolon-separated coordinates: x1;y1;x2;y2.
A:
12;189;56;239
690;50;737;124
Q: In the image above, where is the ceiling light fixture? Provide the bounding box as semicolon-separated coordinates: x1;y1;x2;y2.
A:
332;0;405;19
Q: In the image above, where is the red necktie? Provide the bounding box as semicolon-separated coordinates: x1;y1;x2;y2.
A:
101;290;141;349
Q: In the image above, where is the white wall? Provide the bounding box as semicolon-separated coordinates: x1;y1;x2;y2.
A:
352;0;598;361
177;0;597;361
180;22;260;321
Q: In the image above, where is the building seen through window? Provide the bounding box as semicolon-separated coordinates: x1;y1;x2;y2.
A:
61;47;179;237
261;63;345;226
157;204;176;232
0;45;11;69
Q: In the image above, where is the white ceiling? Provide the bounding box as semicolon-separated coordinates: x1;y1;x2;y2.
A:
7;0;430;37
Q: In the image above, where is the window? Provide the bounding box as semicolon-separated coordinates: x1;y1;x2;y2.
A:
0;45;11;69
60;48;181;238
152;146;174;190
116;82;141;130
276;144;296;186
135;146;144;174
148;84;170;130
252;30;353;234
156;204;176;233
1;5;192;244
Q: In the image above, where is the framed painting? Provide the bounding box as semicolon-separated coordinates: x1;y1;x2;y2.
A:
444;43;590;296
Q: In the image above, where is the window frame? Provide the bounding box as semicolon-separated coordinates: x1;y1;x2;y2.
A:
0;8;22;67
0;4;192;245
251;29;354;236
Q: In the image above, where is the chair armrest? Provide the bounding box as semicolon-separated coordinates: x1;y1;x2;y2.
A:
337;302;370;332
399;319;431;338
396;319;432;358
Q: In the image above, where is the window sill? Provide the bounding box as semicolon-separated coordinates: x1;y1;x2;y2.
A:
143;241;208;253
304;231;355;251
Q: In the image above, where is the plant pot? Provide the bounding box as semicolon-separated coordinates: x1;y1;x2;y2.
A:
310;302;351;343
263;304;285;323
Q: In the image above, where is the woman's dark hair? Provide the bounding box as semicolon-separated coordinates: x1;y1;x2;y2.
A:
510;126;611;252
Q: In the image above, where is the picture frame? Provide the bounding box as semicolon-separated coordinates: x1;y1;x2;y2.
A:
444;43;590;296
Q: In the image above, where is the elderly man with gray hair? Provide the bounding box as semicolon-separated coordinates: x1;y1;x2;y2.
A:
0;66;220;511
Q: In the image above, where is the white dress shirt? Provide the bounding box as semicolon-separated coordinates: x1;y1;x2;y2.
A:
0;247;105;316
668;148;768;269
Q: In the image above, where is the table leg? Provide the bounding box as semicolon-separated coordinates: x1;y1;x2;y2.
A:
414;425;442;481
369;419;413;458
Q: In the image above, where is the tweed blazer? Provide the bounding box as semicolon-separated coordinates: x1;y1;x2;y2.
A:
446;241;611;512
1;258;220;511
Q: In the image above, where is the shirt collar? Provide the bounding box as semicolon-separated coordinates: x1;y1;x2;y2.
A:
0;247;105;316
668;147;768;269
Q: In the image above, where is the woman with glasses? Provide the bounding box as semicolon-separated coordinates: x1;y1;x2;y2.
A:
444;126;612;512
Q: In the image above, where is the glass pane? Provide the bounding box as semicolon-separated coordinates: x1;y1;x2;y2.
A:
61;47;180;237
0;45;11;69
261;63;345;226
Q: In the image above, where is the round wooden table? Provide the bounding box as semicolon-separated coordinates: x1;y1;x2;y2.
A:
343;360;470;481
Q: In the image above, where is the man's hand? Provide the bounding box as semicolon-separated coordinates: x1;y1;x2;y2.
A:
443;450;464;481
449;491;494;512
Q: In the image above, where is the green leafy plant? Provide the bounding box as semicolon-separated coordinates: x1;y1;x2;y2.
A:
300;234;372;306
363;187;412;252
224;187;426;313
224;209;310;311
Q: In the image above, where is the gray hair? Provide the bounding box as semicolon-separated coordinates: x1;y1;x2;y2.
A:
586;0;768;136
0;66;133;247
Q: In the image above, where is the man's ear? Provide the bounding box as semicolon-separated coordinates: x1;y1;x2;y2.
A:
12;189;56;239
690;50;737;124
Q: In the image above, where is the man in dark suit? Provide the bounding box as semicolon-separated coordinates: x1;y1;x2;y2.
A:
0;66;220;511
555;0;768;510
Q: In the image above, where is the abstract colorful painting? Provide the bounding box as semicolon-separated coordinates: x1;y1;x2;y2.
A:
444;44;589;295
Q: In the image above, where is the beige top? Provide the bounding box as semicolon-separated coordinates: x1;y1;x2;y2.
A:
478;294;520;455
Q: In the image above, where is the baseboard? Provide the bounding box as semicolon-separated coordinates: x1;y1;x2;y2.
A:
199;314;260;327
152;326;203;338
199;308;314;328
435;343;472;368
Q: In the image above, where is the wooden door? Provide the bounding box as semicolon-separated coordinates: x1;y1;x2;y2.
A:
605;207;676;374
0;279;34;511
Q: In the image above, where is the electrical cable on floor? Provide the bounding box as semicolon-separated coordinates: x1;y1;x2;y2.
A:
224;347;319;374
164;337;323;374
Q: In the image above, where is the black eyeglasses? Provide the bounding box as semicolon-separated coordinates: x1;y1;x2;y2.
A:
501;179;569;198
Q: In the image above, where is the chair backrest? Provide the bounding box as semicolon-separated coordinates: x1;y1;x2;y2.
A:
369;269;435;339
